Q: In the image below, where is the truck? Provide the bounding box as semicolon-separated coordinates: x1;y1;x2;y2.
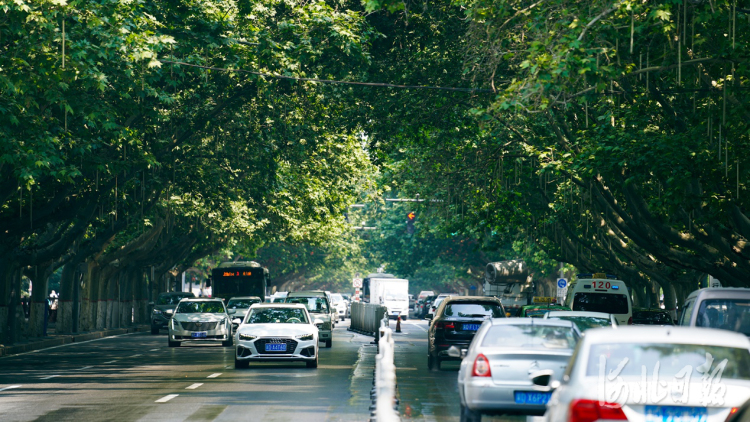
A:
484;260;534;316
363;273;410;320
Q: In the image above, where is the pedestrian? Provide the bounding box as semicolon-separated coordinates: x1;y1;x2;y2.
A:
49;290;58;323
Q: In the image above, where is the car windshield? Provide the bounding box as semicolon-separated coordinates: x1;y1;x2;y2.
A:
586;343;750;379
331;294;343;303
551;316;612;331
482;324;579;349
443;303;505;318
227;299;260;309
176;301;225;313
385;293;408;301
245;308;309;324
633;311;674;325
695;299;750;336
285;297;329;313
572;293;629;314
158;294;193;305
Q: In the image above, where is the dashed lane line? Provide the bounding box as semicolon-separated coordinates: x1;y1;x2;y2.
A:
207;373;222;378
103;360;118;364
0;385;21;392
185;383;203;390
155;394;178;403
150;349;159;352
75;366;93;371
131;354;142;358
39;375;60;380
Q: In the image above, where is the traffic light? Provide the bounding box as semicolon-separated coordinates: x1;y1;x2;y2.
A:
406;211;416;235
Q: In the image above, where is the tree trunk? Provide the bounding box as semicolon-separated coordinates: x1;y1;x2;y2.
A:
29;268;49;338
57;263;76;334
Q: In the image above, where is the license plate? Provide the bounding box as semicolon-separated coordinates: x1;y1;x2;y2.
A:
191;332;207;338
513;391;551;405
645;406;708;422
265;343;287;352
462;324;480;331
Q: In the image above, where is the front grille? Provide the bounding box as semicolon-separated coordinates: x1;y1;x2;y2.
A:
176;335;224;340
179;321;219;331
255;338;298;354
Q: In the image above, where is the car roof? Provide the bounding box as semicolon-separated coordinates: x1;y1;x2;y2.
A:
546;311;612;318
250;303;307;309
686;287;750;300
581;326;750;348
160;292;195;296
179;298;223;302
443;296;503;304
490;318;578;329
288;290;326;296
228;296;262;300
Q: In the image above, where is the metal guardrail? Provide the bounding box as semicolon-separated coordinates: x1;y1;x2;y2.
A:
350;302;388;337
371;318;400;422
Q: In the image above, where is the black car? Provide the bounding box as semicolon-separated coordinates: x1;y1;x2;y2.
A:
632;308;675;325
426;296;506;370
150;292;196;334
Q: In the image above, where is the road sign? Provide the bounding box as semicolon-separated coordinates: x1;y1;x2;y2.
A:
557;278;568;289
353;277;363;288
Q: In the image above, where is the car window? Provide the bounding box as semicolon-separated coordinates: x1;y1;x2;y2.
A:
443;303;504;318
482;325;579;349
158;294;193;305
176;301;225;313
695;299;750;335
245;308;309;324
284;297;329;313
680;298;695;326
227;299;260;309
586;343;750;379
572;293;629;314
551;316;613;331
331;294;343;303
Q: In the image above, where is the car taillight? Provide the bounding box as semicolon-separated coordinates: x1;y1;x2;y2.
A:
627;316;633;325
471;354;491;377
726;407;739;421
569;399;627;422
437;322;455;330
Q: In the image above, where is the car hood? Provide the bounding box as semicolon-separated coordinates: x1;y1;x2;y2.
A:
173;313;226;322
153;304;178;313
308;312;331;321
237;323;317;337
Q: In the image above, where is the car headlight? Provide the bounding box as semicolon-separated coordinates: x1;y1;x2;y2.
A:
296;333;314;341
153;309;162;314
239;333;257;341
165;309;173;314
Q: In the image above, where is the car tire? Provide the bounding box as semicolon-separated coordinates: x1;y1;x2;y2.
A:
151;326;159;335
168;340;180;347
460;403;482;422
234;358;249;369
306;354;319;368
325;339;332;348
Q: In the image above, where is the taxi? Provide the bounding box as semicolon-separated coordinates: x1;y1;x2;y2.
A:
518;297;570;317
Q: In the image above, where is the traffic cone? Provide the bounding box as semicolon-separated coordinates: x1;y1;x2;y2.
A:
396;315;402;333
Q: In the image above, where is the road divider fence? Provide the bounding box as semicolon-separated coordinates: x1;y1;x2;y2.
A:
370;318;400;421
349;302;388;337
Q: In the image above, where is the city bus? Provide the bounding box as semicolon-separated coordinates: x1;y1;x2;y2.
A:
209;261;270;302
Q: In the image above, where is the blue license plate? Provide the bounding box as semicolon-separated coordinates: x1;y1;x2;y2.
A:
463;324;481;331
645;406;708;422
265;343;287;352
191;332;207;338
513;391;551;405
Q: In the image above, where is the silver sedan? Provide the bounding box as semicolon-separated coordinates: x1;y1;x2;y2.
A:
543;326;750;422
455;318;581;422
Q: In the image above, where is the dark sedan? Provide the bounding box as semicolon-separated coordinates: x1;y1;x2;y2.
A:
427;296;506;370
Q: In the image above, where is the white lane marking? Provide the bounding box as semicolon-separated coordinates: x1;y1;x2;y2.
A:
150;349;159;352
206;373;222;378
0;332;140;359
155;394;178;403
40;375;60;380
131;354;142;357
0;385;21;392
185;383;203;390
75;366;93;371
408;322;427;332
104;360;117;364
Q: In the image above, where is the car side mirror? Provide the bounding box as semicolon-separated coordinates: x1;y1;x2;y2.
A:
530;369;560;392
228;309;236;315
314;319;324;329
232;318;242;326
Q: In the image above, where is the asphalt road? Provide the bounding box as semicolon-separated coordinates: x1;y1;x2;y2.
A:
0;315;531;422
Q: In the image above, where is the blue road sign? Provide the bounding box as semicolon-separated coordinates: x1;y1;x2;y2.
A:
557;278;568;289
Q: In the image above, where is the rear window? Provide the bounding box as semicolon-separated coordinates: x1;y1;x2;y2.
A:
586;343;750;380
227;299;261;309
443;302;505;318
481;324;579;349
572;293;629;314
285;297;329;313
695;299;750;336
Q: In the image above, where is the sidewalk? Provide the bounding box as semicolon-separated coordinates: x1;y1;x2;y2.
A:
0;324;150;357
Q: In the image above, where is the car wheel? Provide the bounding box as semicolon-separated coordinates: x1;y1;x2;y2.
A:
168;340;180;347
325;339;332;348
306;354;318;368
151;326;159;335
234;358;249;369
460;403;482;422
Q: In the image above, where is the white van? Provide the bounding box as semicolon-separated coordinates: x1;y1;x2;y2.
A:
564;274;633;325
